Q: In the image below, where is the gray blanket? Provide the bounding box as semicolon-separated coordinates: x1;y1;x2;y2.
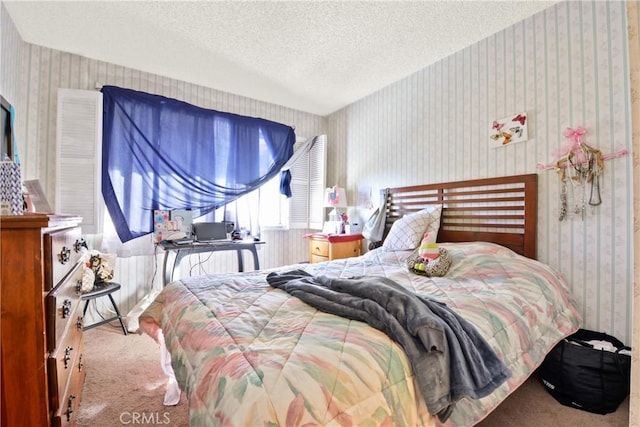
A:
266;269;510;422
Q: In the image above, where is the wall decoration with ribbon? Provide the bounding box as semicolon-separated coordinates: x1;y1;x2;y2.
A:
536;126;628;221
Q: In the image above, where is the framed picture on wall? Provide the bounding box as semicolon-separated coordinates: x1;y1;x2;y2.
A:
489;112;528;147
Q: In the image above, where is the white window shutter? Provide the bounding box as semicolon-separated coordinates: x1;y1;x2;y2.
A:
307;135;326;229
289;135;326;229
288;139;311;229
56;89;103;234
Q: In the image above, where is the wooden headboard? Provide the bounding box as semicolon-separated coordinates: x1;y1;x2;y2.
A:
379;174;538;259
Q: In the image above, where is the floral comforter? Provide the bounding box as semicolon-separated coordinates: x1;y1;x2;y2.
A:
140;242;582;427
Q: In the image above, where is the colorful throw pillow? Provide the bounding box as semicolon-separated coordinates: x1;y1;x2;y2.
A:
382;205;442;251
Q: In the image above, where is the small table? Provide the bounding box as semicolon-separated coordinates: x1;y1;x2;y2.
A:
305;233;363;263
159;240;265;286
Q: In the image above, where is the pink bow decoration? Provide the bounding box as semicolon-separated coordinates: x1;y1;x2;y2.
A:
549;126;589;162
563;126;587;146
552;126;587;164
536;123;629;170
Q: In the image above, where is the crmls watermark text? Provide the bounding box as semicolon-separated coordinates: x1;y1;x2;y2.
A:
119;412;171;425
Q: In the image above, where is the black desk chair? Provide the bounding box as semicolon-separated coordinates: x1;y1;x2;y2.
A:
82;282;128;335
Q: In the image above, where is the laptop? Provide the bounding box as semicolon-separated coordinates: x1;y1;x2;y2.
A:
193;222;230;243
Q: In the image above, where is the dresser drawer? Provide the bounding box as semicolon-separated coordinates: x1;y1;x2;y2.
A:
44;226;84;291
50;339;86;427
46;264;83;352
48;313;84;415
309;238;330;257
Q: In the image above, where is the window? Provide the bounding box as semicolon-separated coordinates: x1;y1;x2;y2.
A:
194;134;326;237
100;85;296;242
258;135;326;230
257;175;289;228
57;88;318;252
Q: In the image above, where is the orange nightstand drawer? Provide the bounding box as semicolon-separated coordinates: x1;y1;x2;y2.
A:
309;237;330;257
307;234;363;263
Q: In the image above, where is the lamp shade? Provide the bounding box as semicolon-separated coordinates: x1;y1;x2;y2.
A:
324;186;347;208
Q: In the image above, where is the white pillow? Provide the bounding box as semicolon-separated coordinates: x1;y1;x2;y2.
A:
382;205;442;251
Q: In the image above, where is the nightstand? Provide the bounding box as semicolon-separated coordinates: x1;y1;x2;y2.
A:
307;233;363;263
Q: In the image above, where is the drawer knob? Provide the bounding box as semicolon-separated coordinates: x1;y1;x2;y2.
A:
63;346;73;369
62;299;72;319
65;395;76;422
59;246;71;264
74;238;87;252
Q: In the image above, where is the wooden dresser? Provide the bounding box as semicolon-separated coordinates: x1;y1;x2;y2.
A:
1;214;86;427
308;233;363;263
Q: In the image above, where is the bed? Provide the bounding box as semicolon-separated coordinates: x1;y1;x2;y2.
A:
139;173;583;427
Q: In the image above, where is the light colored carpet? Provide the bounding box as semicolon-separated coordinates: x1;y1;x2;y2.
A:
77;324;629;427
77;324;188;427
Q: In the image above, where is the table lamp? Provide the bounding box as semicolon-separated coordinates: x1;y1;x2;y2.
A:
323;186;347;233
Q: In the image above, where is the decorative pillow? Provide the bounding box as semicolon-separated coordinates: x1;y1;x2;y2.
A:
382;205;442;251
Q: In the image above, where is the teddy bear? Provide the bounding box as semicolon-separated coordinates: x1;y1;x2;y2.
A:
78;250;115;293
89;253;114;284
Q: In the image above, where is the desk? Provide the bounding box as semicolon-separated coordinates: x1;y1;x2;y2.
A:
159;240;265;286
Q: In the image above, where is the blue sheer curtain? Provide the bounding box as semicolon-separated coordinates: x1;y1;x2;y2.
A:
101;86;295;242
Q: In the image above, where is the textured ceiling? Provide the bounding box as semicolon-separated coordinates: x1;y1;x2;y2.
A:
4;1;556;116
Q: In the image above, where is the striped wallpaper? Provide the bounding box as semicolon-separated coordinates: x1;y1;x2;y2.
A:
627;1;639;425
329;1;635;347
1;3;638;417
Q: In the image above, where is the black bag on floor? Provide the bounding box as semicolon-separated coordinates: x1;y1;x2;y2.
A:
538;329;631;414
